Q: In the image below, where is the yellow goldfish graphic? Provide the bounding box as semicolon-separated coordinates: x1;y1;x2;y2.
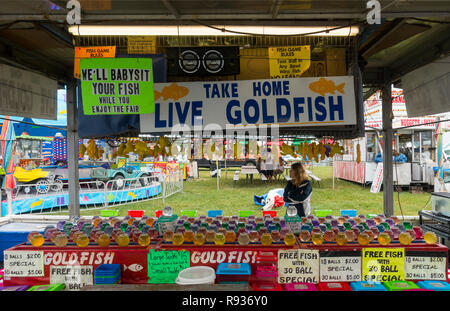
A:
128;192;137;199
154;83;189;101
309;78;345;97
60;109;67;115
30;199;43;210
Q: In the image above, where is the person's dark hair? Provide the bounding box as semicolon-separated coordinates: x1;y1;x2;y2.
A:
291;162;308;187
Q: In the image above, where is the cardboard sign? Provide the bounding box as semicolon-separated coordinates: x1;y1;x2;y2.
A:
405;254;447;281
74;46;116;79
268;46;311;79
148;250;190;284
3;251;44;277
0;63;57;120
80;58;154;115
362;248;405;282
127;36;157;54
49;265;94;291
140;76;357;132
277;249;319;284
319;254;361;282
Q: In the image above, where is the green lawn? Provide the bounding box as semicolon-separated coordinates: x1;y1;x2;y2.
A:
80;166;432;218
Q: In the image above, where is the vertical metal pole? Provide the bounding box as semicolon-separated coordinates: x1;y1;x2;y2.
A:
67;80;80;220
382;82;394;217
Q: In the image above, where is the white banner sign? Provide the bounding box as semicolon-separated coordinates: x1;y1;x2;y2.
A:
370;163;383;193
3;251;44;277
141;76;356;132
0;63;58;119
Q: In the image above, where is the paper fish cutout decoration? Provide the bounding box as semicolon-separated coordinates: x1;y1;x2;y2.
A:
154;83;189;101
309;78;345;97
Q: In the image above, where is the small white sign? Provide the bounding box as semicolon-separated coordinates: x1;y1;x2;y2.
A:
405;256;447;281
3;251;44;277
49;265;94;291
320;256;361;282
277;249;319;284
370;162;383;193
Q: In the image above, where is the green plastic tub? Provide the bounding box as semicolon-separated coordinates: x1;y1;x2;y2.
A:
315;209;333;217
101;210;119;217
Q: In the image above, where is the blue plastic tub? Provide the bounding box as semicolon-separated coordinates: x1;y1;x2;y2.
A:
0;222;49;261
350;281;387;291
340;209;357;217
417;280;450;291
94;264;121;285
216;263;251;284
207;210;223;217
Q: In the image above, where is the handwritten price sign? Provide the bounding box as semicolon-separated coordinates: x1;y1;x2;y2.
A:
362;248;405;282
4;251;44;277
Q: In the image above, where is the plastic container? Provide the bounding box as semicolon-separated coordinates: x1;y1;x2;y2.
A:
100;210;118;217
262;211;277;218
350;281;387;291
128;210;144;217
0;222;47;261
383;281;420;291
404;288;434;291
208;210;223;217
251;281;283;291
0;285;29;291
239;210;254;217
180;210;197;217
255;266;278;278
94;264;121;285
416;280;450;291
255;251;278;267
27;284;65;291
216;263;251;284
317;282;352;291
340;209;357;217
315;209;333;217
284;283;317;291
176;266;216;285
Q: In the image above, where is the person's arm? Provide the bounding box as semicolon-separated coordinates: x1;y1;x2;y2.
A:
287;180;312;202
283;181;294;203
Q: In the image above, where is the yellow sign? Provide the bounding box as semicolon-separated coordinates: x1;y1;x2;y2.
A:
268;46;311;79
127;36;157;55
74;46;116;79
362;248;405;282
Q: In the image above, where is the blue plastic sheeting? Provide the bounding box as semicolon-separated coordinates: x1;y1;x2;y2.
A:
77;54;167;138
1;183;161;216
374;153;407;163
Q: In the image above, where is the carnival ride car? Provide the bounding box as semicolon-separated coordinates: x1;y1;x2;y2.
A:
13;166;63;195
90;163;154;189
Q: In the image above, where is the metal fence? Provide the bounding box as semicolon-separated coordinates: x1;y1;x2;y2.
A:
3;169;184;216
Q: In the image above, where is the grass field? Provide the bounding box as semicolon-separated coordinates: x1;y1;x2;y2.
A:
79;166;432;218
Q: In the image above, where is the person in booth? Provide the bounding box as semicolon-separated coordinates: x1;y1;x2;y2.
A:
283;162;313;217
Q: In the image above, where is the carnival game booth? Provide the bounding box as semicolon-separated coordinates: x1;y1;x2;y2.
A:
1;207;448;291
334;118;443;187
